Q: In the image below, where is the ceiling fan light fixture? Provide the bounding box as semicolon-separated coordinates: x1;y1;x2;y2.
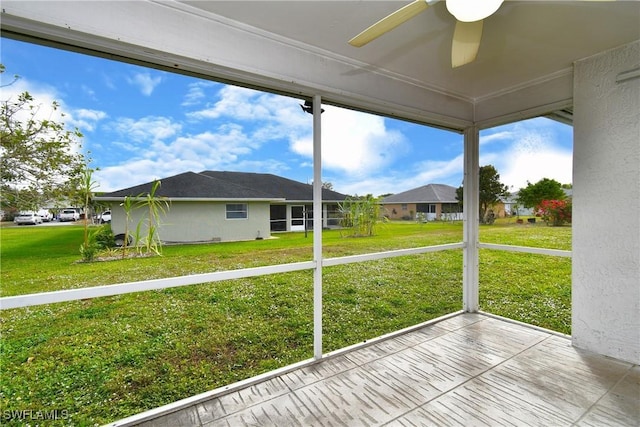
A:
446;0;503;22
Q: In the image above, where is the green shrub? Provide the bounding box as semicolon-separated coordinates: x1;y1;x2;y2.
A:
79;241;99;262
78;225;115;261
93;224;115;248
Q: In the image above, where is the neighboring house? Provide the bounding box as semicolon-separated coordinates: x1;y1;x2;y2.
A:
501;191;533;218
95;171;348;243
380;184;462;221
502;188;573;218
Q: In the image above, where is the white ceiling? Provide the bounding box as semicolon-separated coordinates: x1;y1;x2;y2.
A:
1;1;639;129
183;1;640;102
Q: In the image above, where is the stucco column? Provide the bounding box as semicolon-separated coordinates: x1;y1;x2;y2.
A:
572;41;640;364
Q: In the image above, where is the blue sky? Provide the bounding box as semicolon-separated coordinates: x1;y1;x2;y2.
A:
1;37;573;196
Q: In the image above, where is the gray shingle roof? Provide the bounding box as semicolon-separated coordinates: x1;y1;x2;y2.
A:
98;171;348;202
200;171;347;201
380;184;458;204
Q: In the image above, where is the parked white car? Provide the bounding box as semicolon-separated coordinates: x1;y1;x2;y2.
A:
59;209;80;222
100;210;112;223
14;211;43;225
37;209;54;222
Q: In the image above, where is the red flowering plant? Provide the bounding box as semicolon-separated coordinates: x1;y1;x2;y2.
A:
536;199;572;226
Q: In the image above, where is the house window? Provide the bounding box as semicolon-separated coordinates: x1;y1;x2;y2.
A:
226;203;247;219
417;203;436;213
401;204;408;211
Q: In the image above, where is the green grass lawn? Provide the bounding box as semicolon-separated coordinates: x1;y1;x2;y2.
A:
0;220;571;425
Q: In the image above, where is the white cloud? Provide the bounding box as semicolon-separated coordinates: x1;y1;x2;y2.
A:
68;108;108;132
181;81;215;107
333;154;464;196
480;130;513;145
94;155;293;193
95;84;313;191
337;176;397;197
95;121;286;191
188;86;271;121
95;159;199;192
481;118;573;191
188;85;308;131
412;155;464;186
290;105;408;177
159;126;253;164
113;116;182;144
337;118;571;196
180;84;316;161
94;80;571;197
127;72;162;96
498;147;573;191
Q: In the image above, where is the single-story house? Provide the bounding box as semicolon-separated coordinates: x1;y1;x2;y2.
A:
380;184;462;221
501;192;533;218
502;188;573;218
95;171;348;243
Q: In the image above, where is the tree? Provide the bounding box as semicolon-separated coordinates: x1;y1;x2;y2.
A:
517;178;566;209
456;165;509;223
0;65;86;211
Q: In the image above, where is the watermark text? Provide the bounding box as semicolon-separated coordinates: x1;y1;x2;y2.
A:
2;409;69;421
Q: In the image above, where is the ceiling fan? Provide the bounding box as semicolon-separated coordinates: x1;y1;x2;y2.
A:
349;0;505;68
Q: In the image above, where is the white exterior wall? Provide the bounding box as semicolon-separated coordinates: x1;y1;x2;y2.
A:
110;201;271;243
572;41;640;364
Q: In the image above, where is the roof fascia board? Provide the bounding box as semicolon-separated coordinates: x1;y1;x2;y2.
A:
0;1;473;131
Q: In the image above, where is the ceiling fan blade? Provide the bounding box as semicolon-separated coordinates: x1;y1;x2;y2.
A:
349;0;429;47
451;20;483;68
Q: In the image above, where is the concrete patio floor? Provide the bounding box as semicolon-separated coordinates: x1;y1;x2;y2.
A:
120;313;639;426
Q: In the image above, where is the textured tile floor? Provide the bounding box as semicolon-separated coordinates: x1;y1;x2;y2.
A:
126;313;639;426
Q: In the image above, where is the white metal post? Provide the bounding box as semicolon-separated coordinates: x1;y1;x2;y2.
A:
463;126;480;312
312;95;323;359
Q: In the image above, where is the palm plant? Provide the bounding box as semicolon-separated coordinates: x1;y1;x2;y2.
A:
79;167;99;261
119;196;136;259
119;180;169;257
138;180;169;255
339;194;383;237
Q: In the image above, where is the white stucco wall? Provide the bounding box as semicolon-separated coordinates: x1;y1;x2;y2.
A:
572;41;640;364
110;201;271;243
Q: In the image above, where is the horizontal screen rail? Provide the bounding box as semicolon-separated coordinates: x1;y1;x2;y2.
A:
1;261;315;310
1;242;465;310
478;243;572;257
322;242;465;267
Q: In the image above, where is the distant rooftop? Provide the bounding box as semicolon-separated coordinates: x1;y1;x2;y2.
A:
381;184;458;204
